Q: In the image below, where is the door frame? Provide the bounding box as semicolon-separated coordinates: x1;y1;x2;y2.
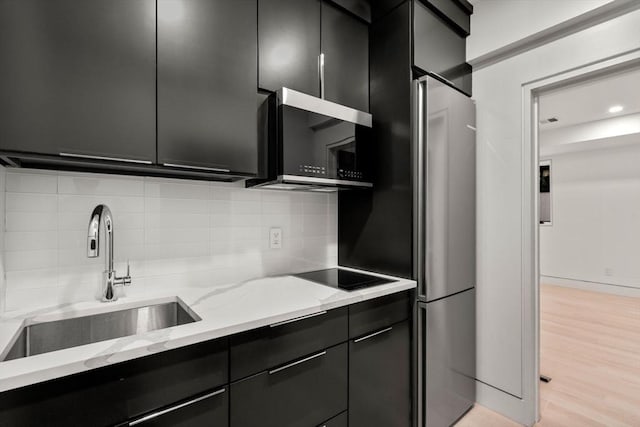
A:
521;49;640;423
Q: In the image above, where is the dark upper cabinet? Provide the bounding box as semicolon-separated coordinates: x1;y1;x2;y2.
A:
413;0;471;95
258;0;321;97
259;0;369;111
321;1;369;112
349;320;411;427
158;0;258;175
0;0;156;162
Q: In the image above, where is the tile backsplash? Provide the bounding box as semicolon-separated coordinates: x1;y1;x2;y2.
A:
0;168;337;313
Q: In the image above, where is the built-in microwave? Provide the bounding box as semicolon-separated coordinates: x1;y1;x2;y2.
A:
246;88;373;191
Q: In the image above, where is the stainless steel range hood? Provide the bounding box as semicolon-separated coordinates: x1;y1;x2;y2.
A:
246;88;373;191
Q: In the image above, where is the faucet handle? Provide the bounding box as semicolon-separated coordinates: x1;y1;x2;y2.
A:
124;260;132;286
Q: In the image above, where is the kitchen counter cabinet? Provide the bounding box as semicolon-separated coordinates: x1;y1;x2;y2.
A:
349;319;411;427
0;0;156;163
0;338;228;427
230;343;348;427
157;0;258;176
0;272;416;426
121;387;228;427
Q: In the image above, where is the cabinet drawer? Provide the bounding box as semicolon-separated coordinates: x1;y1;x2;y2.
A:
126;387;228;427
230;342;348;427
319;410;348;427
0;339;228;427
349;320;411;427
349;290;411;338
120;338;228;420
230;306;348;381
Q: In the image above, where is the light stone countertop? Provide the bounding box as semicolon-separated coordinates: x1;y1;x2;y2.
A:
0;267;415;393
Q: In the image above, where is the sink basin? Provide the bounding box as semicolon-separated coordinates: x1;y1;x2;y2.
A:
2;300;200;361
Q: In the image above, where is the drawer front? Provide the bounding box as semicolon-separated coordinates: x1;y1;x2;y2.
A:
230;343;348;427
319;411;348;427
0;339;228;427
121;338;228;420
349;320;411;427
230;306;348;381
127;387;228;427
349;291;411;338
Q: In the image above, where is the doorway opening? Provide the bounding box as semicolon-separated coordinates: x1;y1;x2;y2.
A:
533;64;640;425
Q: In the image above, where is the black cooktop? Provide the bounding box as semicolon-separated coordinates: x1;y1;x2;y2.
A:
294;268;393;291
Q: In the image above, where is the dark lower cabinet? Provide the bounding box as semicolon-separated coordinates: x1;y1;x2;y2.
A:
124;387;228;427
157;0;258;176
230;343;348;427
0;0;156;162
320;410;348;427
230;307;348;381
0;339;228;427
321;1;369;112
349;320;411;427
0;293;411;427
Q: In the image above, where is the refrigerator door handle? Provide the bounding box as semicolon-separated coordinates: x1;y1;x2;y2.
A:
413;78;428;301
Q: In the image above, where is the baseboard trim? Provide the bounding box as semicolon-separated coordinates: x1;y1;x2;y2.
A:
540;276;640;297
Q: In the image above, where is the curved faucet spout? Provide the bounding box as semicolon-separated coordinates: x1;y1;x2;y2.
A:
87;204;130;302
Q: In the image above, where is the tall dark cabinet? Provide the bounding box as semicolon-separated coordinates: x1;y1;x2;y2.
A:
339;0;472;278
0;0;156;163
158;0;258;175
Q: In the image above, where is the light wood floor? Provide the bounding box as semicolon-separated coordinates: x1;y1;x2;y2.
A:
456;284;640;426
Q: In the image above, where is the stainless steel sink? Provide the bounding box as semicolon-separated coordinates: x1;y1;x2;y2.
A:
2;300;200;361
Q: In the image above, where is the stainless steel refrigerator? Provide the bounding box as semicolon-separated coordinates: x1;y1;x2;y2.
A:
413;75;476;427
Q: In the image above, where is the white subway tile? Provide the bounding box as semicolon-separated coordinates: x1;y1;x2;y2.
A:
6;170;58;194
145;197;210;214
145;213;209;229
58;195;144;213
6;212;52;232
145;178;212;199
5;231;58;252
58;173;144;196
145;242;209;260
6;192;57;212
5;249;58;271
145;227;209;245
5;268;58;289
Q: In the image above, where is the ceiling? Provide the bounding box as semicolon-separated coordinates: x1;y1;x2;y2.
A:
539;67;640;130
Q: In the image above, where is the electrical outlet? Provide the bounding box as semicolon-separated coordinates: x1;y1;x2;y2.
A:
270;227;282;249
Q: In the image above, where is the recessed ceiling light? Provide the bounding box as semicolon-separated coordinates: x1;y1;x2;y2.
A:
608;105;624;113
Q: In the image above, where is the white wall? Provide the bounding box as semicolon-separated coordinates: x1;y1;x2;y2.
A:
467;0;613;62
1;168;337;313
540;141;640;291
470;1;640;424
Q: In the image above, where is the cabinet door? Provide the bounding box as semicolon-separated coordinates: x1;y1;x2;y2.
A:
321;1;369;112
349;320;411;427
258;0;320;96
126;388;228;427
158;0;258;175
413;1;471;95
230;343;348;427
0;0;156;162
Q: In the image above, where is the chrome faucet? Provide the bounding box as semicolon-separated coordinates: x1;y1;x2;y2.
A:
87;204;131;302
